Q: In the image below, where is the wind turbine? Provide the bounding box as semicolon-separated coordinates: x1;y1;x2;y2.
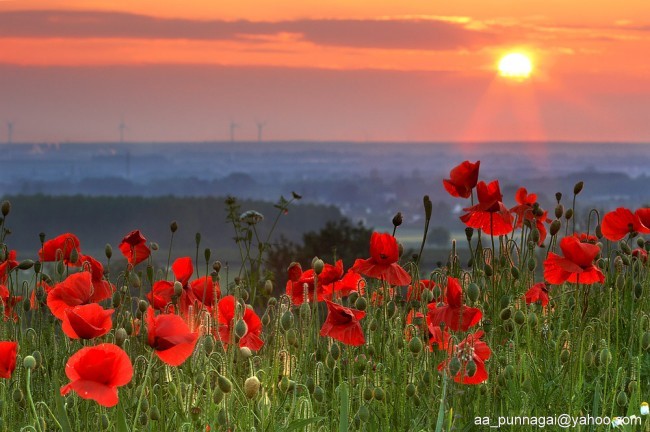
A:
256;120;266;142
229;121;239;142
7;122;13;144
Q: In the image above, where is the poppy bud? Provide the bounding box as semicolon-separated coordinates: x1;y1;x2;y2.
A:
484;264;493;277
530;228;540;244
140;398;150;413
138;299;148;312
616;390;628;407
565;208;573;220
312;258;324;275
448;357;461;376
173;281;183;297
560;349;570;363
467;283;480;302
500;308;512;321
355;297;367;311
466;361;478;378
170;221;178;233
279;376;290;393
124;319;133;335
204;248;211;263
405;382;416;398
23;298;30;312
510;266;520;280
358;405;370;422
373;387;385;401
149;406;161;421
555;192;562;203
313;386;325;402
23;355;36;370
642;332;650;351
423;195;432;221
386;300;397;318
32;351;42;369
145;264;154;284
130;272;141;288
1;200;10;217
18;259;34;270
213;388;224;404
115;328;127;347
100;415;109;430
363;387;373;401
112;291;122;308
287;328;298;346
330;342;340;360
398;242;404;258
234;319;248;338
262;313;271;326
244;376;261;399
555;205;564;219
281;310;294;331
216;409;227;426
599;348;612;367
465;227;474;241
548;220;560;237
392;212;403;227
573;181;584;195
218;374;232;393
369;319;378;332
12;388;23;403
213;261;222;273
514;310;526;325
620;241;631;255
264;280;273;295
408;337;423;354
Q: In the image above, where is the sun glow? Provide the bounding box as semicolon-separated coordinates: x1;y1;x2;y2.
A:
498;52;533;80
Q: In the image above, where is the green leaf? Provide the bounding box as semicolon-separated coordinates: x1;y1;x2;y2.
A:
116;403;130;432
282;417;324;432
337;382;349;432
52;374;73;432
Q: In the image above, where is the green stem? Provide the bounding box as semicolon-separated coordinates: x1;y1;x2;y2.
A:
26;368;43;432
132;351;156;431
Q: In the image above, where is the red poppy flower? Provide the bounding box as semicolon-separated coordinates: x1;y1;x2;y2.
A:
171;257;193;287
632;248;648;263
320;300;365;346
601;208;650;241
0;341;18;378
47;271;111;320
574;232;598;244
146;308;199;366
510;187;550;245
427;276;482;332
544;236;604;285
62;304;114;340
39;233;81;265
321;269;365;299
443;160;480;198
190;276;221;311
147;257;198;314
79;254;114;304
370;287;394;306
636;208;650;227
216;295;264;351
460;181;514;236
524;282;549;307
118;230;150;266
0;284;22;321
60;343;133;407
438;330;491;385
351;232;411;286
0;250;18;285
286;260;348;305
407;279;436;302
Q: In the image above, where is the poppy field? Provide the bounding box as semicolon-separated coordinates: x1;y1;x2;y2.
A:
1;160;650;431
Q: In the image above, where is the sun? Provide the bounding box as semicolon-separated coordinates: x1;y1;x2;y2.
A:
498;52;533;80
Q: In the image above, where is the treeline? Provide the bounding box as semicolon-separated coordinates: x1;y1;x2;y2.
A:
1;194;344;261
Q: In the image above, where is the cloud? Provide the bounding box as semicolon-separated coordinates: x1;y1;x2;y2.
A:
0;9;499;51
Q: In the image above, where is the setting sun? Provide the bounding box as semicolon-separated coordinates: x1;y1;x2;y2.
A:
498;52;533;80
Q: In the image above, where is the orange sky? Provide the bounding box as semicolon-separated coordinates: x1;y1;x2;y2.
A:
0;0;649;142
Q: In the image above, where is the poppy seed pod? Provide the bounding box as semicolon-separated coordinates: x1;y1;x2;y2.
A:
573;181;584;195
448;357;461;376
173;281;183;297
565;208;573;220
138;300;148;313
23;355;36;370
392;212;403;227
104;244;112;259
555;204;564;219
18;259;34;270
244;376;261;399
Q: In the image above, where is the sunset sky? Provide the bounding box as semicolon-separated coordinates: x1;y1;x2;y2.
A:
1;0;649;142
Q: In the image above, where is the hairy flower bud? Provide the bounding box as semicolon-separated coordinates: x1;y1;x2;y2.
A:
170;221;178;233
573;181;584;195
244;376;261;399
392;212;403;227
